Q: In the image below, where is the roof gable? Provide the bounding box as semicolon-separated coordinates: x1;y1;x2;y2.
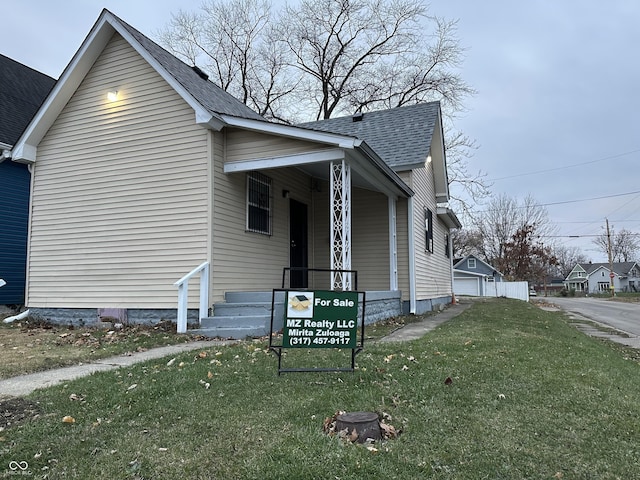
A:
577;262;639;277
0;54;55;147
453;254;503;276
11;9;264;162
299;103;450;202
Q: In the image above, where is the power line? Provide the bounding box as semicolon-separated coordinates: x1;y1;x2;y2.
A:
467;189;640;214
489;148;640;182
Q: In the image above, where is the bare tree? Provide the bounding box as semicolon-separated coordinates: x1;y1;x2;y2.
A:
493;224;557;283
157;0;295;120
468;193;557;265
592;227;640;263
158;0;488;205
552;244;589;278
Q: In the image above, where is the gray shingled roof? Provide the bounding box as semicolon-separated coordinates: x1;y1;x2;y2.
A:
0;54;56;146
114;12;265;122
579;262;638;276
299;102;440;170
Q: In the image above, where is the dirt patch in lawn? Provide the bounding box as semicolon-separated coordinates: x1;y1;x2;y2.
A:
0;313;197;380
0;397;41;430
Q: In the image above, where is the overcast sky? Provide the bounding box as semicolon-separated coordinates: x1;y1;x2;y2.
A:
4;1;639;262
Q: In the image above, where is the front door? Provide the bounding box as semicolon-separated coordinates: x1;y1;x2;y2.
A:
289;199;308;288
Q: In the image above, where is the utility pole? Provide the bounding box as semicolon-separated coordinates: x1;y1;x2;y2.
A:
606;218;615;297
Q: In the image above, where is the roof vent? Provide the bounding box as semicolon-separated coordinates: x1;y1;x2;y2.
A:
352;112;363;122
191;66;209;81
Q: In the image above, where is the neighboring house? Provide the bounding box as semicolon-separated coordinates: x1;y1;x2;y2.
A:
452;255;504;297
564;262;640;293
0;54;55;305
10;10;461;336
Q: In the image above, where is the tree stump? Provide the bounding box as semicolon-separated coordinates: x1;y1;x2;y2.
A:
335;411;381;443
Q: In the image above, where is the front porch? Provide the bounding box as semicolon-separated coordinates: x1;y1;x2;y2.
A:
190;289;403;339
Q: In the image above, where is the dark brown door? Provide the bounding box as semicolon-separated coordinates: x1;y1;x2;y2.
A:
289;199;308;288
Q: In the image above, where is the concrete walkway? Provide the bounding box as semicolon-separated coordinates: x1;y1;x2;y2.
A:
1;302;473;398
378;300;473;342
5;297;634;398
0;340;233;398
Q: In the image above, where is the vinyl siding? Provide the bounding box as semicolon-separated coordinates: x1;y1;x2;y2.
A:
27;33;209;308
396;195;410;301
351;189;390;290
225;128;331;161
312;183;392;291
212;130;314;300
410;165;453;299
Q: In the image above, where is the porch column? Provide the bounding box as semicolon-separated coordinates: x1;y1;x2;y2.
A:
330;160;352;290
388;197;398;291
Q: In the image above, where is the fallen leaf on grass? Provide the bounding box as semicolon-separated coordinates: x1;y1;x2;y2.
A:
127;384;138;391
197;351;207;359
207;371;214;379
444;377;453;385
69;393;84;401
62;416;75;424
166;358;176;366
380;421;399;439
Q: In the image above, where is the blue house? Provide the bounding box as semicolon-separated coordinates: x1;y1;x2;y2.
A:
453;254;504;297
0;54;55;305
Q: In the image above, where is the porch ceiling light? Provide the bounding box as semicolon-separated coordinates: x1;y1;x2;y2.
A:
107;90;118;102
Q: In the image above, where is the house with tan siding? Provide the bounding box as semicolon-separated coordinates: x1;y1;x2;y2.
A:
10;10;461;337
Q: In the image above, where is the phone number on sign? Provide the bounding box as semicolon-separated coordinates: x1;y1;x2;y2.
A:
288;336;351;346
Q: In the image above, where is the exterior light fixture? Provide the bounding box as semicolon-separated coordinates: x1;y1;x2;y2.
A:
107;91;118;102
426;155;432;164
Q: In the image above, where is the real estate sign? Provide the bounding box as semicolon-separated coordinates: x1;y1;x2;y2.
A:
283;290;359;349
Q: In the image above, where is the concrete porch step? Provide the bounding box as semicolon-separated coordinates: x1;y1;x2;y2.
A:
191;291;285;340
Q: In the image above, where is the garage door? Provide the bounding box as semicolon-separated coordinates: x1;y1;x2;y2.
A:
454;277;480;296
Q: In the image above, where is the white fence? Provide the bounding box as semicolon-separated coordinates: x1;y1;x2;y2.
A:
485;281;530;301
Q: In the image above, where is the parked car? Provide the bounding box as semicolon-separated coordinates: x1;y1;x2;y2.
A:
529;288;537;297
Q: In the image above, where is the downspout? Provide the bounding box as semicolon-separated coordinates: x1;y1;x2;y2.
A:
408;197;416;314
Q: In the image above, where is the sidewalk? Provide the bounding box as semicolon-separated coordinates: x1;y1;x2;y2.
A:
0;339;233;398
1;302;473;398
378;300;473;342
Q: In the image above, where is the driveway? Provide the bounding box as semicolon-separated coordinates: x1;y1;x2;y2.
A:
550;297;640;337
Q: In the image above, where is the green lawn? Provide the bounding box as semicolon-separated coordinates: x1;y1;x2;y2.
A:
1;298;639;479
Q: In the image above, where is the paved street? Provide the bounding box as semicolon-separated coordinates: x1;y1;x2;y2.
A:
549;297;640;337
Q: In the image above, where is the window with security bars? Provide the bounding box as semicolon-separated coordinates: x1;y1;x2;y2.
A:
425;208;433;253
246;172;272;235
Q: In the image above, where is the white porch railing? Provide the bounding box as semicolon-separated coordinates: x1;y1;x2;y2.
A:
173;262;209;333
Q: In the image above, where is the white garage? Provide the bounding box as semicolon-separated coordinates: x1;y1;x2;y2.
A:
453;269;488;296
454;277;480;296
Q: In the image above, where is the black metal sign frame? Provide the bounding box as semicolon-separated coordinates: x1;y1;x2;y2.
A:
268;268;366;375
